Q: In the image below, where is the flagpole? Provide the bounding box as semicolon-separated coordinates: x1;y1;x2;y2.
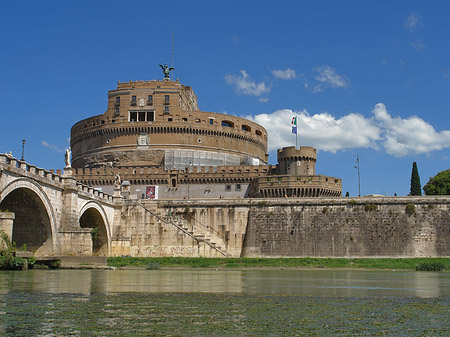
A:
291;115;298;149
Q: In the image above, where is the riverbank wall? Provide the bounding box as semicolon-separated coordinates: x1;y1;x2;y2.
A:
112;196;450;258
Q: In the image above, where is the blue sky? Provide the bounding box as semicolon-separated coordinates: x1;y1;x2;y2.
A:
1;0;449;196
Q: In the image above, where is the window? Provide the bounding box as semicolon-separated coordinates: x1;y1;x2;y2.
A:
225;185;231;191
165;106;169;112
165;95;170;102
182;118;187;122
129;110;154;122
131;96;137;106
236;184;241;191
148;95;153;104
129;111;137;122
222;120;234;128
115;107;120;116
241;125;251;132
209;118;214;125
115;96;120;104
168;118;173;121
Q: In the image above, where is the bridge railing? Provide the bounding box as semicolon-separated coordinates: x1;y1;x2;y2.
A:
76;182;114;201
0;153;63;183
1;153;113;201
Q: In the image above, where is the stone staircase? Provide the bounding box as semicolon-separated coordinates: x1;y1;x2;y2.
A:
139;204;229;258
169;216;229;257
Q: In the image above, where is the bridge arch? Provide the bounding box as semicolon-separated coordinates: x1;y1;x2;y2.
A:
0;178;58;255
78;201;111;256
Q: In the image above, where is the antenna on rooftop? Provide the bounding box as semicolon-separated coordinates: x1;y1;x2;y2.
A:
171;32;174;80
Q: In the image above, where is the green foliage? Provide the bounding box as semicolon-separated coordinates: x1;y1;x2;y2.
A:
0;231;26;270
416;262;445;271
423;169;450;195
364;204;377;212
90;227;99;241
345;191;350;197
347;200;357;206
257;201;268;207
107;256;450;271
405;203;416;215
322;207;328;214
145;262;160;270
410;162;422;196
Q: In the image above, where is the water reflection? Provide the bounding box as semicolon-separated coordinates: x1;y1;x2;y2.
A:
0;269;449;298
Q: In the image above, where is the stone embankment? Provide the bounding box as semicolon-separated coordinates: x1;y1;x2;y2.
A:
113;196;450;258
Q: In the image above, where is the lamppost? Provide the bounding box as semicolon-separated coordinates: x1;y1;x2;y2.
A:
354;155;360;197
21;139;26;161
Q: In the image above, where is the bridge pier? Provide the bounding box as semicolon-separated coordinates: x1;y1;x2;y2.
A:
60;167;80;231
0;211;15;242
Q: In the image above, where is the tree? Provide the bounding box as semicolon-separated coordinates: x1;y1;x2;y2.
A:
423;169;450;195
410;162;422;196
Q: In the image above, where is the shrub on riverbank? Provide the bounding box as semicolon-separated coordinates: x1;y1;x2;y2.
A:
0;231;26;270
107;256;450;271
416;261;446;271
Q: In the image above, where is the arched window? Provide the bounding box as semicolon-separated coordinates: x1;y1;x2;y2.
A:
221;120;234;128
241;125;251;132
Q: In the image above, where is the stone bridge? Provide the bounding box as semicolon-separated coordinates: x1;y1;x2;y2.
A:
0;154;117;257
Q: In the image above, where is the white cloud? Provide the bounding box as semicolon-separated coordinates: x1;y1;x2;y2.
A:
247;109;380;152
314;66;348;89
42;140;64;153
313;85;323;93
246;103;450;157
272;68;296;80
224;70;270;97
409;40;426;51
258;97;269;103
404;13;421;32
373;103;450;156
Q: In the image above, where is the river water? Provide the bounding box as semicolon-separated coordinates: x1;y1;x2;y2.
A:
0;269;449;336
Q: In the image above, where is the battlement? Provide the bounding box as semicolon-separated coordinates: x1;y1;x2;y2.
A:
277;146;317;162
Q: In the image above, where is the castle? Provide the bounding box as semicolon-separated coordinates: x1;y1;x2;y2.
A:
2;70;449;259
70;71;342;199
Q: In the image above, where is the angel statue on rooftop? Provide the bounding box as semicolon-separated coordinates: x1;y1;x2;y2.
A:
159;64;174;79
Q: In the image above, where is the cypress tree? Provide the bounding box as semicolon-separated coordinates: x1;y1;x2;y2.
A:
410;162;422;196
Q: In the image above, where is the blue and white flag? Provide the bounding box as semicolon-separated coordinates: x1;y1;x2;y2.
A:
292;126;297;134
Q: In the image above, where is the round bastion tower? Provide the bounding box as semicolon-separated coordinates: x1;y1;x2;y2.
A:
70;79;268;171
276;146;317;176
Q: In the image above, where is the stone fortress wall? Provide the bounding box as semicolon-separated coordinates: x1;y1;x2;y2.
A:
1;152;448;258
112;196;450;258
